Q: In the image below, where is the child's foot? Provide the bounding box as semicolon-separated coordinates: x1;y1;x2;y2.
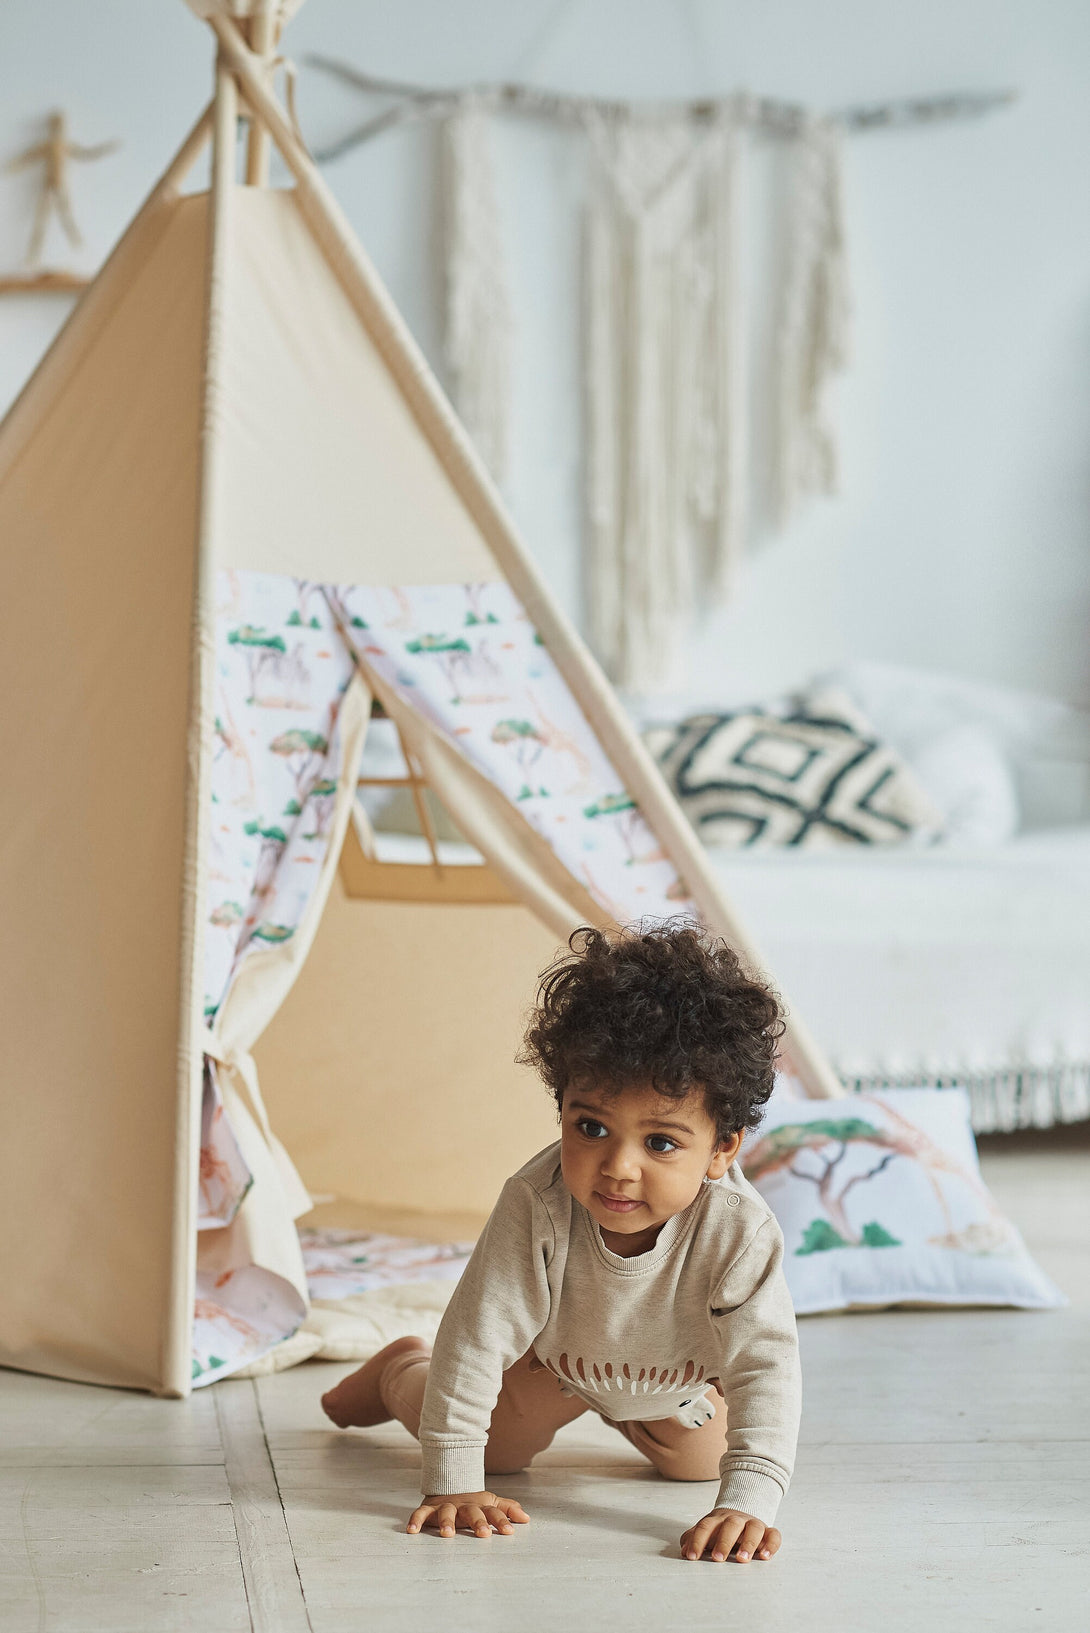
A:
320;1335;429;1429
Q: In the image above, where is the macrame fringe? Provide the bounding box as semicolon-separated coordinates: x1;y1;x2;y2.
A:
583;101;749;689
773;112;851;527
435;97;851;686
440;94;513;482
839;1063;1090;1135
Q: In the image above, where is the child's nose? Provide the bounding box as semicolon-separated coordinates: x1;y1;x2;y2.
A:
601;1143;641;1181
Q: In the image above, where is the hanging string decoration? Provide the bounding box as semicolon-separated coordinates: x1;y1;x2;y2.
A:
583;99;749;687
773;113;852;526
308;56;1013;690
440;92;514;483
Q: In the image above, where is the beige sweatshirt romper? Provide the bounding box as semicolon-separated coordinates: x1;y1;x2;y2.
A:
417;1142;802;1526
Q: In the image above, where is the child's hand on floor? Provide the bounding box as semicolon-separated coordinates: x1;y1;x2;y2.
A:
680;1508;781;1564
407;1491;530;1539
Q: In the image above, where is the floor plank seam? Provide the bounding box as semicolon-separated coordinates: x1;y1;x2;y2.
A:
252;1380;314;1632
215;1379;313;1633
225;1487;255;1633
18;1470;49;1633
215;1385;260;1633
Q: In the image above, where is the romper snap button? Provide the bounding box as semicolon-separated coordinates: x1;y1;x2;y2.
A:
726;1192;740;1206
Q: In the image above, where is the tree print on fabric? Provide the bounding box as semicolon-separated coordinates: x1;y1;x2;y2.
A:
205;572;356;1024
744;1116;902;1250
743;1096;1017;1255
404;631;496;705
331;580;695;927
302;778;339;841
227;626;287;704
270;728;329;802
464;584;500;626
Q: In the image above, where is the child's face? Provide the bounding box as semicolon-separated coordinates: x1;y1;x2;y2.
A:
559;1081;742;1254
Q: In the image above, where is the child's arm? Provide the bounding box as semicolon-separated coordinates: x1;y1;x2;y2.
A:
683;1215;801;1562
410;1176;553;1532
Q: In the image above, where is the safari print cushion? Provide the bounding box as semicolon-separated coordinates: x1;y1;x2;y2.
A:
740;1086;1065;1313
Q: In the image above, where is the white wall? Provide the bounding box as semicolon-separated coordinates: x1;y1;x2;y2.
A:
2;0;1088;706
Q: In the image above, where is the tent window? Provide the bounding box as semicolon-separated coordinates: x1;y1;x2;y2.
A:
341;703;516;904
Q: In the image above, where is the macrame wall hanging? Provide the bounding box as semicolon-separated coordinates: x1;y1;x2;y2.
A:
774;113;851;531
440;93;514;484
309;56;1013;689
581;101;748;683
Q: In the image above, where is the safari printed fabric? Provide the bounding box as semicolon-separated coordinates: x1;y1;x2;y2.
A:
205;570;357;1022
196;569;695;1388
192;1263;306;1386
740;1086;1067;1313
299;1229;474;1300
197;1061;251;1231
207;572;692;1020
331;580;695;925
196;572;357;1387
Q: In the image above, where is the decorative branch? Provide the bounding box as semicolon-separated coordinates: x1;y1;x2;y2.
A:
305;54;1018;163
787;1161;820;1186
836;1149;900;1207
788;1139;848;1188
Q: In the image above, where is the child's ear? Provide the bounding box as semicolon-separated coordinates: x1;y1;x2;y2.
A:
706;1130;743;1180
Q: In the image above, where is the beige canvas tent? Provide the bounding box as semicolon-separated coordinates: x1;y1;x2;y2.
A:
0;0;841;1398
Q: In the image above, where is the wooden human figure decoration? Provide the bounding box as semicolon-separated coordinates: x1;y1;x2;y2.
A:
1;110;119;292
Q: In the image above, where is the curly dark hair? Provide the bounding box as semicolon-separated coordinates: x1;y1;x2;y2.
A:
518;923;785;1140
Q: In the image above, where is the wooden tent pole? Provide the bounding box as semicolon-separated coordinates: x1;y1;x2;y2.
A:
206;12;844;1102
166;55;240;1399
244;0;278;186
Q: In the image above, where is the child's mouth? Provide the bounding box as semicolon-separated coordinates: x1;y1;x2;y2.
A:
595;1192;644;1213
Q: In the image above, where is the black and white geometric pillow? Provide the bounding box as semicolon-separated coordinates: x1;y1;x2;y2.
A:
643;687;943;850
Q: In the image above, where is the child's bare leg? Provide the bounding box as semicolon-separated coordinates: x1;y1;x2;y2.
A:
320;1336;429;1429
612;1387;728;1482
483;1351;588;1473
321;1344;587;1470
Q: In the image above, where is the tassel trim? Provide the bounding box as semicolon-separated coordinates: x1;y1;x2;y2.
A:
838;1063;1090;1134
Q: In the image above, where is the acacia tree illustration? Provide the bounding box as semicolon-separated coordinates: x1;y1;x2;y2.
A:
744;1118;905;1251
791;1139;900;1250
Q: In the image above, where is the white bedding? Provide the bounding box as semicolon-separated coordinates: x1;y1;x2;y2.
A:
708;826;1090;1131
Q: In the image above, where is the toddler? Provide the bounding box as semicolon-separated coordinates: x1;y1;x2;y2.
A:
322;923;800;1564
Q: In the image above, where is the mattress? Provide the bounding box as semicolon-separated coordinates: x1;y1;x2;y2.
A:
707;827;1090;1130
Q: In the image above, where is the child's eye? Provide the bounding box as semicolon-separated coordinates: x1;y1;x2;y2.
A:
576;1118;608;1139
647;1135;678;1154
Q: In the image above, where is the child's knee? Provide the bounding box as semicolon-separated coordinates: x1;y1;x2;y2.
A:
618;1419;724;1483
483;1451;531;1476
656;1458;723;1483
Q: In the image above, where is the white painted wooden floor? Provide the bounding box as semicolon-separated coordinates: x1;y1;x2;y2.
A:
2;1130;1087;1633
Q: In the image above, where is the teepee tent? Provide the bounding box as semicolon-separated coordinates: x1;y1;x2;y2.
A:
0;0;841;1398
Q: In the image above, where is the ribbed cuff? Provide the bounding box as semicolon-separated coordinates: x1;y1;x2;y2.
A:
420;1441;488;1499
714;1467;785;1527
